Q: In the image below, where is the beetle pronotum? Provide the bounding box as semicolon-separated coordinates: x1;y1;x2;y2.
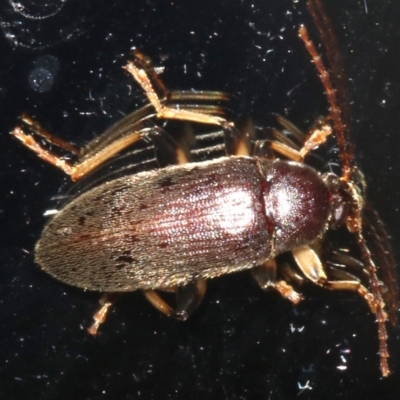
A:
12;0;398;376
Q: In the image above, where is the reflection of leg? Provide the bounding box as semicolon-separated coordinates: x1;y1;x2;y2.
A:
143;280;207;320
87;293;120;336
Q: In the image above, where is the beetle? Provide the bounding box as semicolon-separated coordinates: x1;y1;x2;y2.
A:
11;0;398;377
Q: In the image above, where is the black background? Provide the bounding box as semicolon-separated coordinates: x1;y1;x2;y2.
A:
1;1;400;399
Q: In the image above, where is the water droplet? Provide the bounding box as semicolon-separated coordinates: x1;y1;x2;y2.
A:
28;67;54;92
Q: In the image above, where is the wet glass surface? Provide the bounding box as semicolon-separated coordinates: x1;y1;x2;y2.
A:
1;1;400;399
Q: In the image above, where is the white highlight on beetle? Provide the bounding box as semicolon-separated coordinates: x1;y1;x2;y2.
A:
275;189;291;219
205;187;255;235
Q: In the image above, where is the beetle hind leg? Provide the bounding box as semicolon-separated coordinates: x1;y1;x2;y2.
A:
87;293;120;336
87;279;207;334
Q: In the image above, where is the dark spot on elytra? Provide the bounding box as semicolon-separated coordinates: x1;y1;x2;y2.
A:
78;216;86;226
159;177;173;193
93;195;103;202
139;203;148;210
159;242;168;248
116;255;134;263
130;235;140;244
86;211;95;217
160;177;172;187
76;234;91;241
121;233;140;243
111;187;126;197
127;219;143;227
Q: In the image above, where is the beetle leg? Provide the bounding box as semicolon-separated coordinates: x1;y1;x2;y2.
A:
252;118;304;162
71;130;153;180
11;125;148;181
175;280;207;319
258;140;304;162
151;126;190;167
11;127;75;176
13;100;230;181
18;113;81;155
87;293;120;336
264;126;302;151
253;126;331;162
274;114;307;145
292;245;379;314
299;123;332;158
143;290;176;317
253;140;276;160
12;52;231;180
125;55;242;157
262;114;332;161
224;126;251;156
125;61;229;127
132;50;230;106
143;280;207;320
251;259;303;304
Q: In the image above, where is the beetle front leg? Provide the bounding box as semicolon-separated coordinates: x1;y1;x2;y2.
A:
143;280;207;321
251;259;303;304
258;114;333;162
292;245;378;314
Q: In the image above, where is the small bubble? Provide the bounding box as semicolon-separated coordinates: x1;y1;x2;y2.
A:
28;55;60;93
28;67;54;92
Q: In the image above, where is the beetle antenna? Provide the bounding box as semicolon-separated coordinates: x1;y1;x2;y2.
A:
356;231;390;377
298;25;353;182
307;0;348;117
299;3;393;376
